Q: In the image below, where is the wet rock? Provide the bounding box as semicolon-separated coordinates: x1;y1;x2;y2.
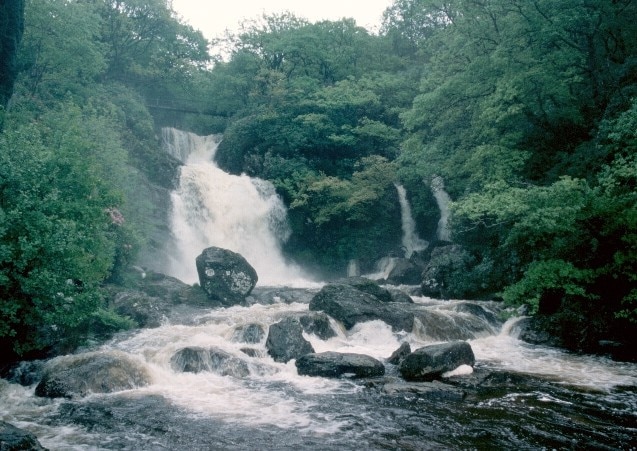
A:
451;302;501;326
240;348;264;358
109;290;170;328
265;317;314;363
0;421;46;450
309;283;414;331
35;351;151;398
412;307;499;341
170;347;249;378
399;341;475;382
299;312;337;340
387;342;411;365
336;277;394;303
387;287;414;304
382;380;466;401
247;287;319;305
420;244;472;299
296;352;385;378
5;360;45;387
196;247;258;305
107;270;210;306
232;323;266;344
385;258;423;285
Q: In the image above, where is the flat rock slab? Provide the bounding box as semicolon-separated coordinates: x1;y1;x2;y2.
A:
296;352;385;378
382;380;466;401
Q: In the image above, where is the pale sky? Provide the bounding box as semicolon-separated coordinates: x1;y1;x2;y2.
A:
171;0;394;40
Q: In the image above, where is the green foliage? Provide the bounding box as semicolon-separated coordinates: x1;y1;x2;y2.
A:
502;260;595;313
0;110;120;353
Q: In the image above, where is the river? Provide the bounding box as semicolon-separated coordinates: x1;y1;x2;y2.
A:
1;129;634;449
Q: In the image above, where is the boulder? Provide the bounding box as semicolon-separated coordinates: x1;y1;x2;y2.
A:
232;323;266;344
170;347;249;378
296;352;385;378
196;247;258;304
336;277;393;303
0;421;46;450
382;380;466;401
309;283;414;331
35;351;151;398
385;258;423;285
387;342;411;365
420;244;472;299
299;312;337;340
398;341;475;381
265;317;314;363
109;290;170;328
387;287;414;304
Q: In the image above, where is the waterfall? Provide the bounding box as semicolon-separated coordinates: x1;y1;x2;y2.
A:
431;175;452;242
163;128;308;286
395;184;428;258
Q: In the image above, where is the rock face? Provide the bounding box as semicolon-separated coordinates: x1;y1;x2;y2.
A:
232;324;266;344
170;347;249;378
298;312;337;340
265;317;314;363
196;247;258;304
387;342;411;365
420;244;472;299
385;258;423;285
296;352;385;378
399;341;475;382
309;282;414;331
35;351;151;398
0;421;46;450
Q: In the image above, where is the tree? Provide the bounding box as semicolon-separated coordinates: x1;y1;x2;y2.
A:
0;0;24;109
0;103;132;355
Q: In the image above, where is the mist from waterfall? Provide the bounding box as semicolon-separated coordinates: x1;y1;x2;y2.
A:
163;128;309;286
431;176;452;242
395;184;428;258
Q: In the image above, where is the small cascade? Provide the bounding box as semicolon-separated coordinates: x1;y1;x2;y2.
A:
347;259;360;277
163;128;309;286
431;175;452;242
395;184;428;258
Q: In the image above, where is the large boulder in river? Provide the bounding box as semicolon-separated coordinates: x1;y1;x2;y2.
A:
0;421;46;450
420;244;473;299
35;351;151;398
265;317;314;363
398;341;475;382
170;346;249;378
196;247;258;304
309;283;414;331
385;258;423;285
296;352;385;378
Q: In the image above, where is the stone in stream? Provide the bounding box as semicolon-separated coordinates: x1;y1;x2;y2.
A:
35;351;151;399
232;323;266;344
0;421;46;450
382;380;466;401
196;247;258;305
387;342;411;365
170;346;249;378
399;341;475;382
309;282;414;331
296;352;385;378
265;317;314;363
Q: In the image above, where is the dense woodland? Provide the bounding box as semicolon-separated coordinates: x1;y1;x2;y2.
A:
0;0;636;360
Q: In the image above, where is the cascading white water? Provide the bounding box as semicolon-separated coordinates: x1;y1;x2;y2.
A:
395;184;428;258
431;175;452;242
163;128;309;286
